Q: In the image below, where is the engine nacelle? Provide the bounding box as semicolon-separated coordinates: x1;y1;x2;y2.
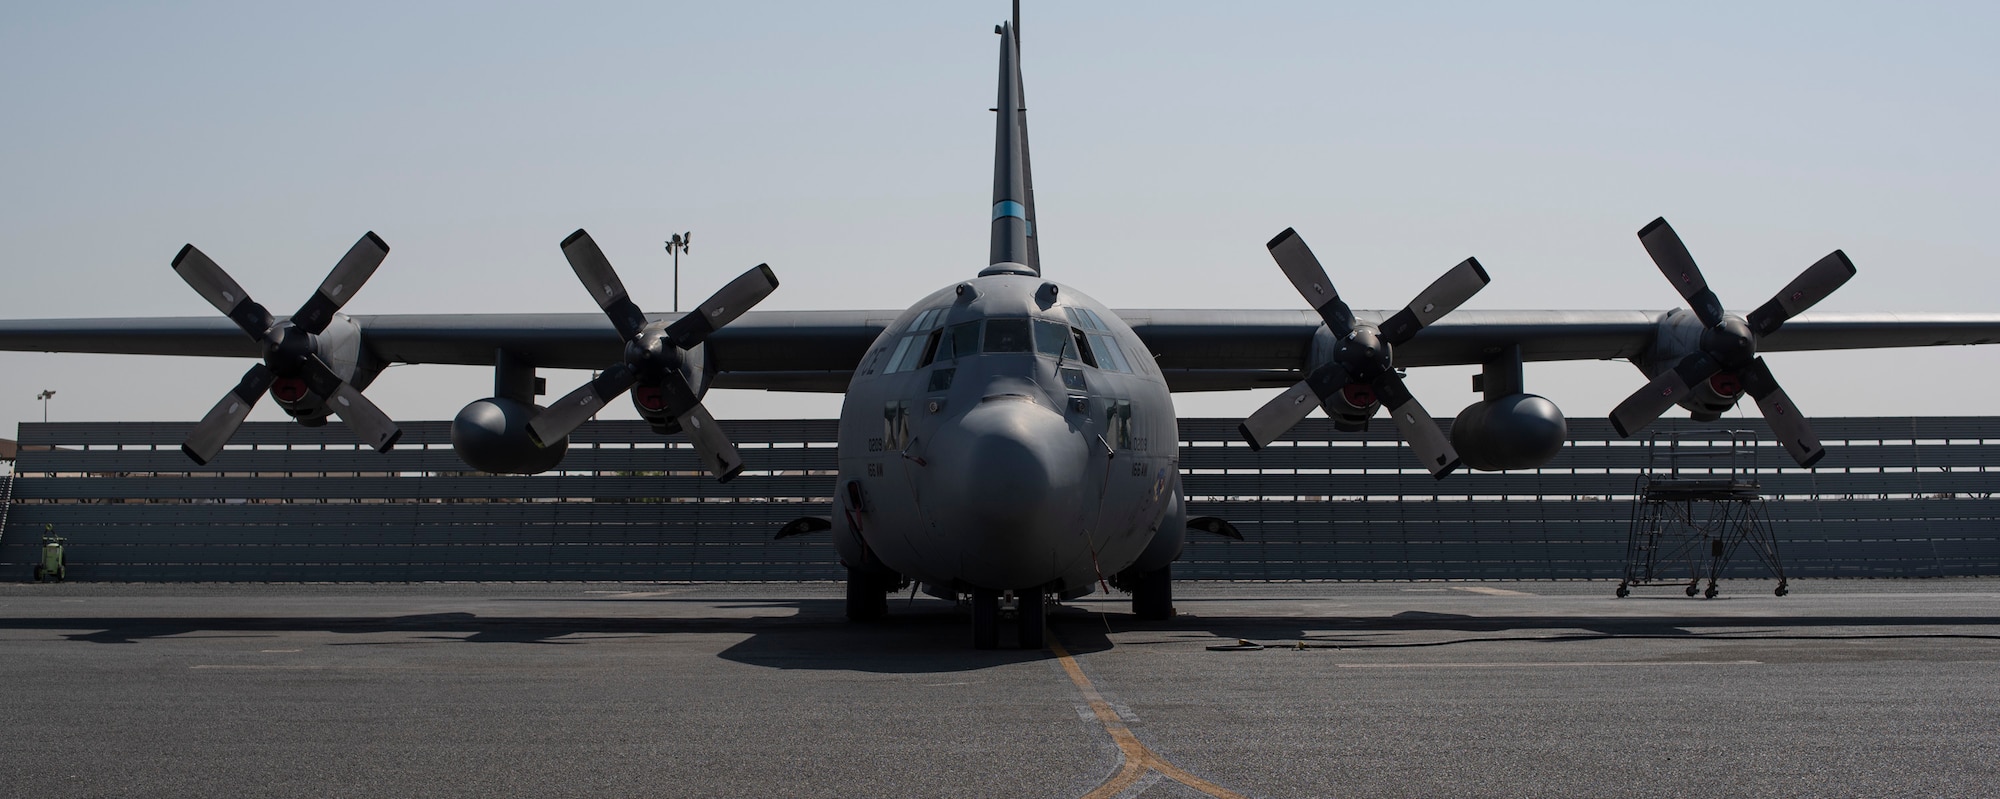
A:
1639;308;1745;421
451;396;569;474
1306;324;1382;431
269;314;376;425
631;340;713;434
1451;393;1567;471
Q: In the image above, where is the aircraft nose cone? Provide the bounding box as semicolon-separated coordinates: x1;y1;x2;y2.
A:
929;396;1088;588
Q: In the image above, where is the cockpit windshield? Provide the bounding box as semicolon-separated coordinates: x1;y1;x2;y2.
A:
886;310;1133;374
983;319;1033;353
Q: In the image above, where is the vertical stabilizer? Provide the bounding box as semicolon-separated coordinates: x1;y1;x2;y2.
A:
983;20;1037;277
1014;0;1041;274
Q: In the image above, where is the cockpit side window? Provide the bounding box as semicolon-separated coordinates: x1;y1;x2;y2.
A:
886;334;929;373
950;322;980;359
1085;333;1131;373
983;319;1033;353
917;328;944;367
1034;320;1079;359
907;308;947;334
1065;307;1111;332
1070;328;1098;368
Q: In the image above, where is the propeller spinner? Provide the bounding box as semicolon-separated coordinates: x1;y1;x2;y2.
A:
1608;217;1855;467
526;229;778;483
172;232;402;465
1238;228;1489;479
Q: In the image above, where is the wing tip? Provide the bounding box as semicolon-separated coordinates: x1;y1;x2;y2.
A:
561;228;590;249
1637;216;1670;239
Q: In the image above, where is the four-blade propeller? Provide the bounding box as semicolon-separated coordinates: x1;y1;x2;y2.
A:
172;233;402;465
1608;217;1855;467
1238;228;1489;479
526;229;778;483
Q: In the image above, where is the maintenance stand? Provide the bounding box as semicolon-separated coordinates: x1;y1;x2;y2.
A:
1619;431;1788;599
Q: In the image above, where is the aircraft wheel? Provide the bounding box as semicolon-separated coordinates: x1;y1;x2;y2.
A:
1129;565;1175;621
1615;584;1630;598
1775;582;1789;597
1685;583;1700;597
971;589;1000;650
1017;590;1047;650
845;567;890;622
1704;585;1719;599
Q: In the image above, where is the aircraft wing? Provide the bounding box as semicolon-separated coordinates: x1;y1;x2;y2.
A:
4;308;1998;395
0;310;897;394
1123;309;2000;392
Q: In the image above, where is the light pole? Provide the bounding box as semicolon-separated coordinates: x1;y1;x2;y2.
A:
665;231;691;313
35;389;54;423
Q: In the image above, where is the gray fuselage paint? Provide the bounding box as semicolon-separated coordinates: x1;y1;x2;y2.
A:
832;274;1183;597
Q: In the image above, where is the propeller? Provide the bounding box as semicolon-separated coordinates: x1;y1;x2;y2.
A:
527;229;778;483
172;232;401;465
1608;217;1855;467
1238;228;1489;479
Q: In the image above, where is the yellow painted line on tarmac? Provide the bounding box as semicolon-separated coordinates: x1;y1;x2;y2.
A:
1049;634;1248;799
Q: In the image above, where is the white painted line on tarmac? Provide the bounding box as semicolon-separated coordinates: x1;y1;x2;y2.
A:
1335;660;1762;669
1453;586;1534;596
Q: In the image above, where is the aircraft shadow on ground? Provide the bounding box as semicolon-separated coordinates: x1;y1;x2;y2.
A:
4;599;1997;673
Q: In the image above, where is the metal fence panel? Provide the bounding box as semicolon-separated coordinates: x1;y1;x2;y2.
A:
4;417;1997;582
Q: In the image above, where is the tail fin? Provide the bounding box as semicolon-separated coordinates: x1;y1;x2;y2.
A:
1014;0;1041;274
983;16;1039;277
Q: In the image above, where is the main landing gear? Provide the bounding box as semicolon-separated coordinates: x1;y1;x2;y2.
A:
971;588;1048;650
844;559;901;622
1123;564;1175;621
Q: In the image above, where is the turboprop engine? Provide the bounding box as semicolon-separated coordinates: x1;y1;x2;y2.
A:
169;232;403;464
449;341;713;474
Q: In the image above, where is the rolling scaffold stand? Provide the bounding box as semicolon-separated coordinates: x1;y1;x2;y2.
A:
1620;430;1788;599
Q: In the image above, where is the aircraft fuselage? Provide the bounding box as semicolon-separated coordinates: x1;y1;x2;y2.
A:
833;273;1184;600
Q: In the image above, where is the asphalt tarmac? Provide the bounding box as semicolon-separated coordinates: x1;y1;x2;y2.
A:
1;579;1996;798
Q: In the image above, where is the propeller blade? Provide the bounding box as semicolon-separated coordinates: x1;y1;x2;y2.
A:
1239;380;1322;451
677;403;746;482
181;364;277;465
1739;358;1826;468
1370;372;1460;479
1379;257;1491;345
326;382;403;453
1267;228;1355;336
664;263;780;350
299;357;401;452
1746;250;1856;337
1637;217;1726;328
560;229;649;341
293;231;390;335
172;244;275;340
528;364;638;447
1608;351;1724;438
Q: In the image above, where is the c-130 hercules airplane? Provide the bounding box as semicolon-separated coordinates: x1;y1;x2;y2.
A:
4;9;2000;649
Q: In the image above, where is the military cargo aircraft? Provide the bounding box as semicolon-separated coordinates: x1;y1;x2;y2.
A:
4;7;1999;648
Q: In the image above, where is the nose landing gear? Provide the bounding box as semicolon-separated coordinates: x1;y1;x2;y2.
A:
971;588;1048;650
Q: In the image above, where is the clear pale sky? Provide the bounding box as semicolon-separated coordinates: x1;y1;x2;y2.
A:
3;2;1996;437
